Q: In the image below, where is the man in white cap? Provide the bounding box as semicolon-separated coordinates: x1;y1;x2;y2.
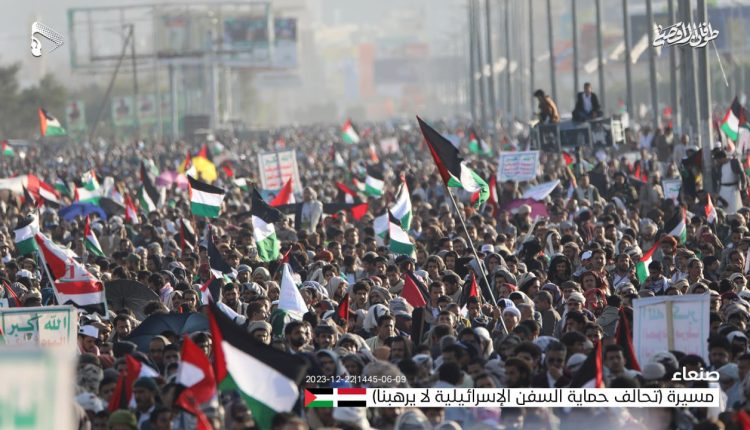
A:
78;325;100;356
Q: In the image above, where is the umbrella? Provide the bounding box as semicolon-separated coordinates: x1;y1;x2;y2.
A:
124;313;209;351
59;202;107;222
105;279;160;321
98;197;125;217
156;171;189;190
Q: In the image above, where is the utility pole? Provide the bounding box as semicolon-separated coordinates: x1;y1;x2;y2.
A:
129;24;140;139
622;0;634;116
571;0;579;94
698;0;714;192
645;0;660;127
474;0;488;127
504;0;512;117
668;0;680;131
484;0;497;127
595;0;605;109
468;0;477;121
546;0;557;101
529;0;535;107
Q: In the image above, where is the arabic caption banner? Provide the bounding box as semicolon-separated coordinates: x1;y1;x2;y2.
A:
633;295;710;366
0;348;75;429
257;150;302;193
361;388;719;408
0;305;76;349
497;151;539;182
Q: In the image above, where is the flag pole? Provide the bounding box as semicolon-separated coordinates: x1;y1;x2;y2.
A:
444;187;499;309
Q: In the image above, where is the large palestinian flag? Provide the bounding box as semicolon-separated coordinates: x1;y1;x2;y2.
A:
721;97;748;142
188;175;225;218
84;216;105;257
417;117;489;207
388;211;415;257
208;303;308;430
14;214;39;256
138;163;161;213
252;189;283;262
390;179;412;230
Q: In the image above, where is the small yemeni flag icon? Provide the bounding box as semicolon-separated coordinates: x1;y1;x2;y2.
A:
341;119;360;144
1;140;14;156
38;108;66;137
188;175;226;218
721;97;748;142
305;388;367;408
636;242;659;284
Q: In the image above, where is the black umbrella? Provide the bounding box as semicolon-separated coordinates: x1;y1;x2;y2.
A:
98;197;125;217
124;312;209;351
105;279;160;321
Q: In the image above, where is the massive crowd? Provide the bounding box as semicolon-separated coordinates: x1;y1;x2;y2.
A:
1;104;749;430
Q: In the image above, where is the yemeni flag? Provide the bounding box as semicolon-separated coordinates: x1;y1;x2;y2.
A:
706;194;718;224
188;175;225;218
14;214;39;256
665;207;687;244
468;128;492;156
390;179;412;230
417;116;489;208
636;242;659;284
138;163;161;213
373;213;389;246
569;341;604;388
208;302;309;430
84;216;105;257
388;212;415;257
26;175;61;208
615;307;641;372
124;195;139;224
108;354;159;412
279;264;308;315
270;177;295;207
1;140;14;156
252;189;283;262
364;166;385;197
35;232;107;316
401;271;429;308
721;97;748;142
38;108;66;137
341;119;360;144
305;388;367;408
176;335;217;404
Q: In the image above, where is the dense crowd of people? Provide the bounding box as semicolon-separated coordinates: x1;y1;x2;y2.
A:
2;108;750;430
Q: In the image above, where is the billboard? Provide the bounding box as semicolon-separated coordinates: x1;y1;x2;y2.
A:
111;96;135;127
272;17;298;68
65;100;86;132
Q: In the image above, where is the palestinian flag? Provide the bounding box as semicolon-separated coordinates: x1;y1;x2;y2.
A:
176;335;217;404
208;228;235;279
341;119;360;144
706;194;717;224
401;271;429;308
665;207;687;244
562;151;574;166
615;307;641;372
124;195;139;224
336;182;359;204
417;116;489;208
84;216;105;257
364;166;385;198
278;264;308;315
1;140;13;156
468;128;492;156
108;354;159;412
138;163;161;214
460;272;480;307
305;388;367;408
174;389;212;430
388;212;415;257
569;340;604;388
373;213;389;246
233;178;250;192
54;178;72;199
721;97;748;142
35;233;107;316
636;242;658;284
390;179;412;230
38;108;66;137
208;303;308;430
252;189;283;262
336;293;350;325
188;175;225;218
270;177;295;207
179;218;196;252
14;214;39;256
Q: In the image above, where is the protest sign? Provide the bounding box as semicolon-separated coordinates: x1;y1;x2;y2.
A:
379;137;400;154
522;180;560;201
497;151;539;182
0;305;76;349
0;348;75;429
662;179;682;202
633;295;709;366
257;150;302;193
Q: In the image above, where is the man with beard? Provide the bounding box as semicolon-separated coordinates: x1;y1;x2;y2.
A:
285;320;312;353
222;283;248;316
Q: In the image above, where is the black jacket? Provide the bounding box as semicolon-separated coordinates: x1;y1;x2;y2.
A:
573;92;601;118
